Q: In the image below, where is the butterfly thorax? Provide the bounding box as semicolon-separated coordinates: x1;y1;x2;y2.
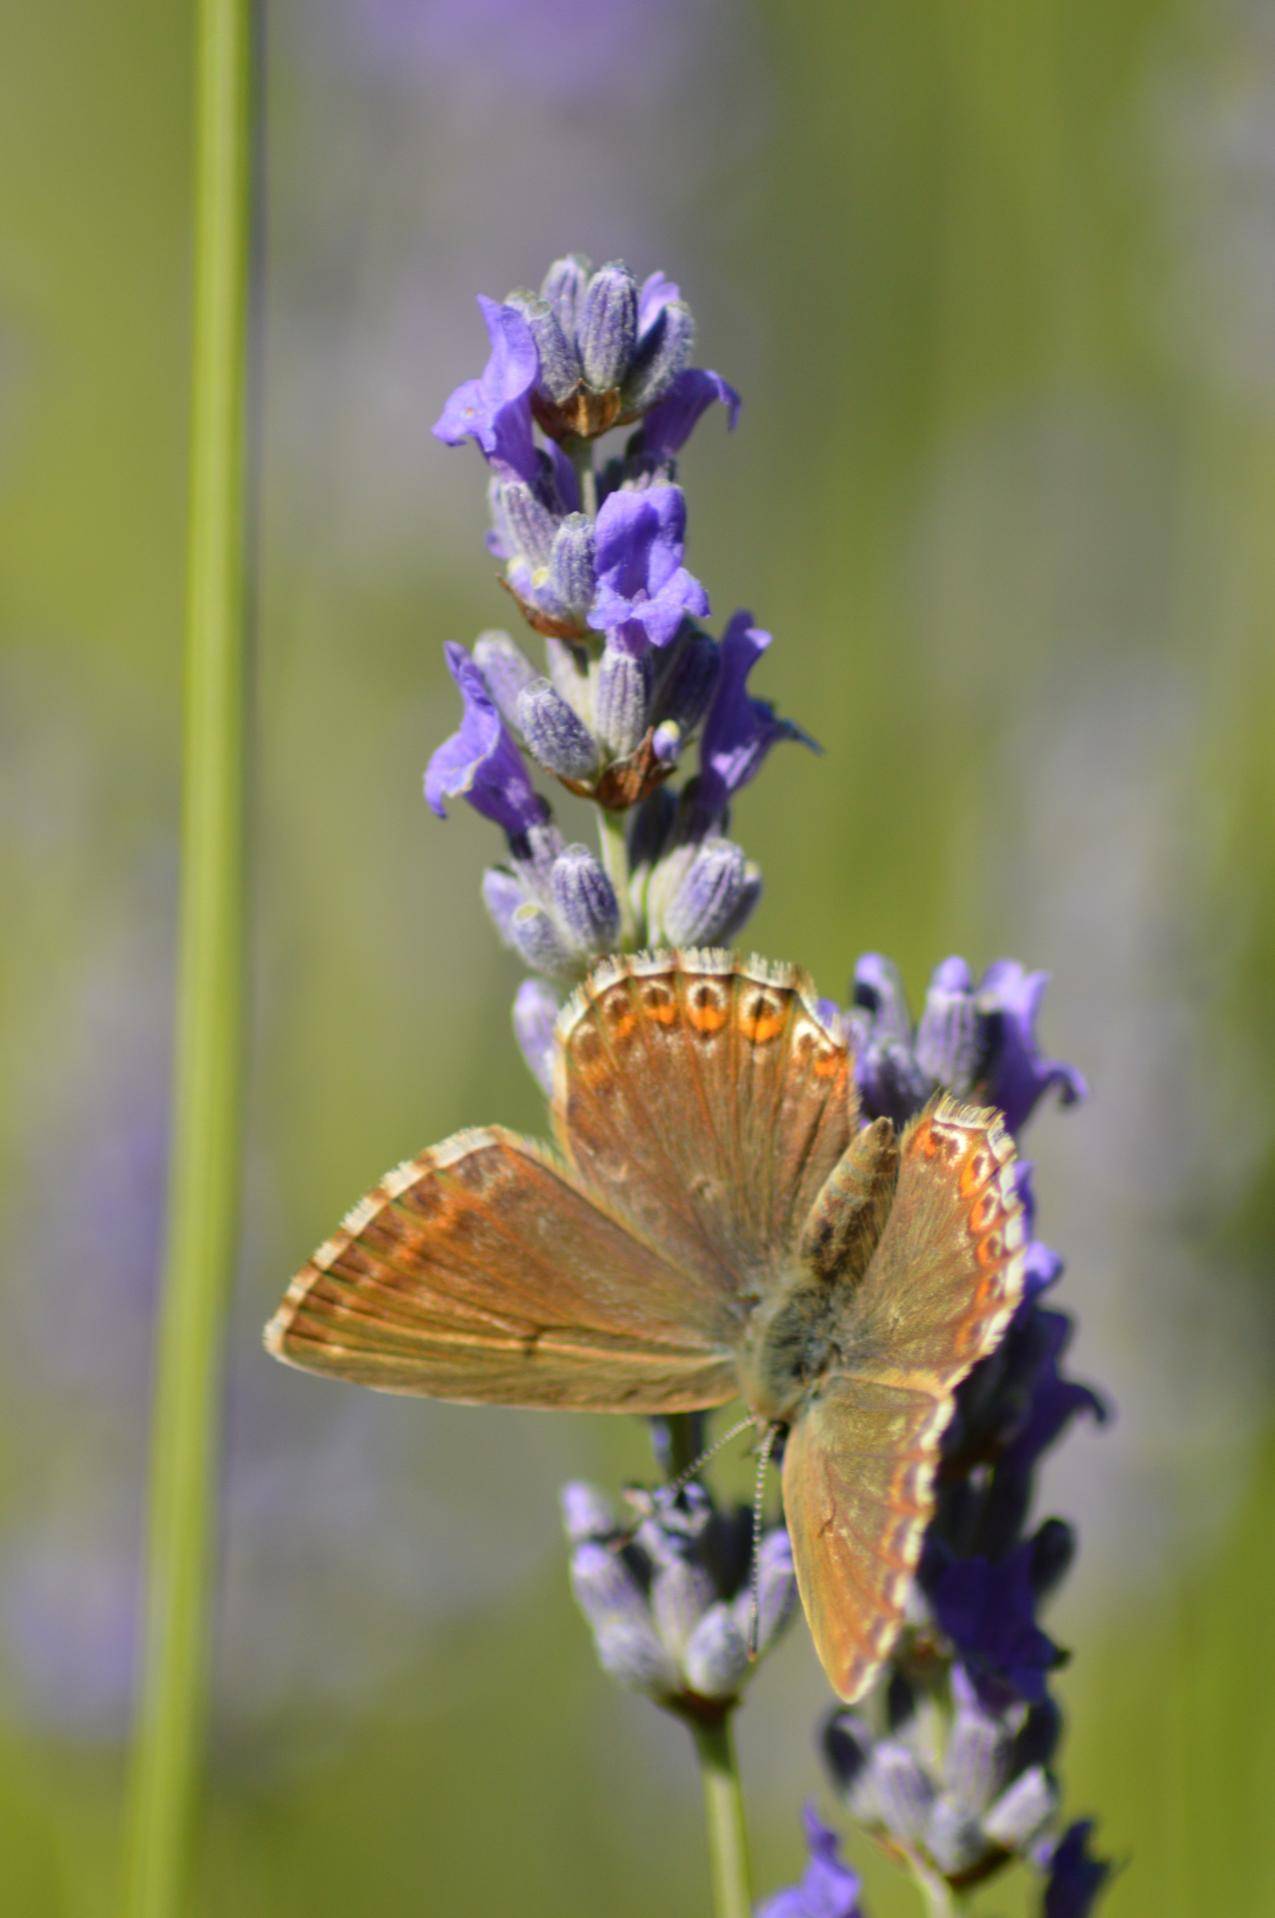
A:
737;1116;903;1426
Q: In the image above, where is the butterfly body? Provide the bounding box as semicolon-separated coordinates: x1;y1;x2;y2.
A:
266;948;1028;1701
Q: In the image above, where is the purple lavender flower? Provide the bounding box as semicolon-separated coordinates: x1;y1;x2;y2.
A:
425;641;549;838
637;367;742;460
924;1541;1063;1710
433;296;538;481
695;612;815;820
756;1807;865;1918
847;954;1084;1136
977;960;1088;1133
588;485;709;654
1037;1820;1112;1916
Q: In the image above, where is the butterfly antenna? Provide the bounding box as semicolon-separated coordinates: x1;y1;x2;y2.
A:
748;1422;782;1663
655;1413;757;1505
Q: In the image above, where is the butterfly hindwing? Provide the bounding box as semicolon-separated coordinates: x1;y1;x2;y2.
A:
552;950;855;1307
782;1094;1029;1701
266;1126;739;1412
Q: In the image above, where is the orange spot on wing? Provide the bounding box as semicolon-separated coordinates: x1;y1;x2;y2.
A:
688;1002;728;1033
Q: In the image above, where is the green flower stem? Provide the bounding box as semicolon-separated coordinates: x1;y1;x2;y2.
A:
907;1853;959;1917
690;1714;754;1918
598;805;637;946
124;0;254;1912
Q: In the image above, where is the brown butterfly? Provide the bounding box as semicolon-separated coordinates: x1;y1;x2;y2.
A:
265;949;1028;1702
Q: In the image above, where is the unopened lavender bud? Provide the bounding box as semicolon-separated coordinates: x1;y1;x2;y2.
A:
541;253;591;343
628;787;676;872
579;261;638;391
473;630;538;729
517;679;599;782
655;625;720;732
982;1765;1057;1850
550;845;620;952
560;1480;617;1544
862;1742;935;1844
915;959;983;1091
943;1693;1008;1814
682;1603;750;1700
623;297;695;412
506;289;581;402
513;978;560;1096
595;648;652;758
649;1555;717;1657
497;478;557;567
824;1712;875;1802
593;1620;680;1697
508;901;575;979
664;837;759;947
481;867;529;946
1030;1517;1076;1600
546;514;596;622
924;1800;986;1878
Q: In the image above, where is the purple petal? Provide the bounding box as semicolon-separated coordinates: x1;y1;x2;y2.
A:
977;961;1087;1134
638;367;741;458
696;611;815;816
757;1806;864;1918
1038;1820;1112;1918
588;485;709;652
432;297;539;482
638;269;681;335
424;642;547;839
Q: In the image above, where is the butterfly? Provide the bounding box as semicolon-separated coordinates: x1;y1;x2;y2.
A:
265;949;1028;1703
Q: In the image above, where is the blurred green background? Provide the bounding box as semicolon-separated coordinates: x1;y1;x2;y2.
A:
2;0;1273;1911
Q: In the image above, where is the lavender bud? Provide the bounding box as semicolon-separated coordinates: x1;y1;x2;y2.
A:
550;845;620;953
546;514;597;622
682;1604;750;1701
824;1712;875;1801
593;1619;680;1697
628;787;676;872
560;1480;618;1545
650;1555;718;1656
481;867;529;946
507;901;575;980
663;837;760;947
623;297;695;412
654;625;720;732
982;1765;1057;1850
517;679;599;782
541;253;591;344
497;478;557;567
513;978;560;1096
579;261;638;391
595;648;652;758
506;289;581;402
515;817;565;881
862;1742;935;1844
943;1690;1009;1814
473;630;539;729
915;960;983;1091
924;1800;986;1878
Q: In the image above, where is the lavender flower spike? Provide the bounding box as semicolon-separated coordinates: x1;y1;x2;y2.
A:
696;612;816;819
588;484;709;653
425;642;548;838
433;296;539;483
756;1807;866;1918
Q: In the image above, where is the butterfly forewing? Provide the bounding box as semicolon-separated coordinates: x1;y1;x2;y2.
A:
552;950;855;1302
784;1094;1028;1701
266;1126;739;1411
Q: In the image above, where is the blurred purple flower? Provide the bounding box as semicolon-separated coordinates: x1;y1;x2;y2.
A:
757;1806;865;1918
425;642;549;838
925;1540;1062;1711
695;613;814;818
1037;1820;1113;1917
588;485;708;653
978;960;1088;1133
637;367;742;460
433;297;538;481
